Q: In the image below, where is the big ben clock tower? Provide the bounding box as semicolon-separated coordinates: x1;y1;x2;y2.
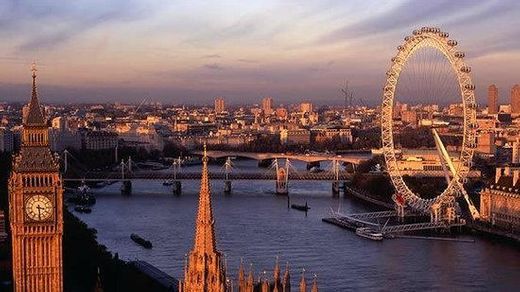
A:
8;63;63;292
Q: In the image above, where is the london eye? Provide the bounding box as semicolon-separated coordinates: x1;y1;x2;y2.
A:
380;27;479;222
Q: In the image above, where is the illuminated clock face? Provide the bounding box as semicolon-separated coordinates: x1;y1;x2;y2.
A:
25;195;53;222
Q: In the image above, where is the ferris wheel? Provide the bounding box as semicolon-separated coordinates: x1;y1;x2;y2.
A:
380;27;479;221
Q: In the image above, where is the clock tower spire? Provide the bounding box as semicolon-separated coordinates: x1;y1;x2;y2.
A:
9;63;64;292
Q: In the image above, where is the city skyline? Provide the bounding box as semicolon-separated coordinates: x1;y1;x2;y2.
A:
0;4;519;288
1;0;520;105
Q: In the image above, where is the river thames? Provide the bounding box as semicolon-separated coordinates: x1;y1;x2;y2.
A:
74;160;520;291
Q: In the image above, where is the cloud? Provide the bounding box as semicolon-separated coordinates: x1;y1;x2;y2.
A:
202;54;221;59
309;60;335;72
319;0;511;44
203;63;225;71
237;59;258;63
0;0;153;52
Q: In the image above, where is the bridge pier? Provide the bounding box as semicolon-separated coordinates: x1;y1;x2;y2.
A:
275;159;289;195
171;158;182;195
332;159;340;197
121;180;132;195
223;157;232;194
276;175;288;195
332;181;340;197
172;181;182;195
396;204;405;222
120;159;132;195
224;180;232;194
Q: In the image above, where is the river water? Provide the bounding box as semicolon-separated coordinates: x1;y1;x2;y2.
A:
74;160;520;291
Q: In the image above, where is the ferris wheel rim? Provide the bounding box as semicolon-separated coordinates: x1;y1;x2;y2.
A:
380;27;477;213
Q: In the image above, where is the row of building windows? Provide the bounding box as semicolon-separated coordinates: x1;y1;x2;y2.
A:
423;165;444;171
491;212;520;226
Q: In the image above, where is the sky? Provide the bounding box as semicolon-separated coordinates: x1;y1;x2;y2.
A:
0;0;519;105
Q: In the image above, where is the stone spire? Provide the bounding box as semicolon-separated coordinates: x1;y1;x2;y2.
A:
193;143;217;252
273;256;281;285
261;271;269;292
311;275;318;292
180;144;227;292
282;262;291;292
246;264;254;292
25;62;45;126
272;256;281;292
238;258;246;291
299;269;307;292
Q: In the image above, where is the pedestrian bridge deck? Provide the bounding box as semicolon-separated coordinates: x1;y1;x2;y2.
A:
63;171;352;181
326;211;465;235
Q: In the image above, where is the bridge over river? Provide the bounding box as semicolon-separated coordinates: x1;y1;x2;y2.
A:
192;150;372;164
63;170;352;182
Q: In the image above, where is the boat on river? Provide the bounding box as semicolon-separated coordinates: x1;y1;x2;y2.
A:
162;180;173;186
355;227;384;241
68;182;96;205
131;234;153;249
291;202;310;212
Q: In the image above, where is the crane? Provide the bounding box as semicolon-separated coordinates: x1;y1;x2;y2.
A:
340;80;354;109
134;97;149;115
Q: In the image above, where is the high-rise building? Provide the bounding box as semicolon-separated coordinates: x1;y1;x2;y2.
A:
488;84;498;114
262;96;273;115
9;63;63;292
511;84;520;115
214;97;225;113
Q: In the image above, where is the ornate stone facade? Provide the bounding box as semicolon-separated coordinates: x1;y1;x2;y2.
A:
8;64;63;292
480;165;520;230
